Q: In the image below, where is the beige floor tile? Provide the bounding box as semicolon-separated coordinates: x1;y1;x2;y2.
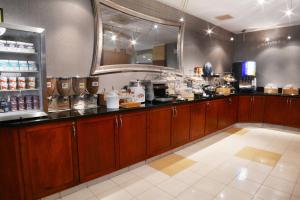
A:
215;186;253;200
205;168;237;184
172;169;203;185
236;146;282;167
143;171;170;185
95;186;133;200
193;177;226;196
246;161;273;174
62;188;94;200
236;167;269;184
293;183;300;198
157;178;189;197
149;154;196;176
136;187;173;200
176;186;214;200
119;178;154;196
130;165;158;178
111;172;138;185
88;179;119;196
263;176;295;194
255;186;290;200
230;177;261;195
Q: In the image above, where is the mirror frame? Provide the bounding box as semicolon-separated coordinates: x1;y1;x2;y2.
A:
90;0;185;75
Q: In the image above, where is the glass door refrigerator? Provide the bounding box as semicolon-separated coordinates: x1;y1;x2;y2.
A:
0;23;47;121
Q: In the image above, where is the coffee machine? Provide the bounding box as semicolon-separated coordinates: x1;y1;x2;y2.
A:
232;61;257;93
152;80;174;102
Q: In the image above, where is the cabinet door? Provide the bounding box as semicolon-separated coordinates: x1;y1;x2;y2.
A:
119;111;147;168
190;102;206;140
205;100;219;135
287;98;300;128
20;121;77;199
264;96;288;125
148;107;172;156
172;104;191;146
77;116;117;182
217;98;228;130
228;96;238;125
0;128;24;200
250;96;265;122
238;96;251;122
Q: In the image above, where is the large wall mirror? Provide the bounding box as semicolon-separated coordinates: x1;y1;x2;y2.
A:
90;0;184;75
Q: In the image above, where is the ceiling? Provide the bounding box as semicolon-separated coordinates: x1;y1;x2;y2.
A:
156;0;300;33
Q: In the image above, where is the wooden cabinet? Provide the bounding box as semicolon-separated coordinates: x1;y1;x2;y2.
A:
148;107;173;156
76;116;117;182
205;100;220;135
171;104;191;146
19;121;78;199
0;128;24;200
190;102;206;140
265;96;300;128
218;97;238;129
238;95;265;122
264;96;288;125
118;111;147;168
287;98;300;128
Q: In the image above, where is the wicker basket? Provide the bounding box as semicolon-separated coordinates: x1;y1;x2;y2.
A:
264;87;278;94
282;88;299;95
216;87;231;96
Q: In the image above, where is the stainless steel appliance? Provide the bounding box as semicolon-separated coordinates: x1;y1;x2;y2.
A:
0;23;47;121
152;80;174;102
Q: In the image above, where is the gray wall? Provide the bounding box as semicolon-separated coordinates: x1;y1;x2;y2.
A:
234;25;300;87
0;0;94;77
1;0;234;89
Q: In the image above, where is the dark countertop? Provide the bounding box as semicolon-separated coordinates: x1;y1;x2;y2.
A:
1;92;300;127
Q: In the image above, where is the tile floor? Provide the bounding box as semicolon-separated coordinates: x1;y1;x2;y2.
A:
44;124;300;200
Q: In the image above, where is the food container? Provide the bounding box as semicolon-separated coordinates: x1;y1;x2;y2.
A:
87;76;99;95
25;96;33;110
282;85;299;95
216;86;231;96
19;61;28;71
129;80;145;103
0;98;10;113
18;97;25;111
28;61;37;71
6;41;17;51
72;77;86;95
0;77;8;90
0;59;8;71
47;77;57;96
7;60;19;71
27;77;36;89
10;96;18;112
8;77;17;90
33;96;39;110
57;77;72;96
106;90;119;109
264;84;278;94
17;77;26;90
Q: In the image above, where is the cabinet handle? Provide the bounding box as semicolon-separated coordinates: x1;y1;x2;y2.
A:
72;121;76;137
172;107;175;117
119;115;123;127
175;107;178;117
115;116;119;128
228;98;232;104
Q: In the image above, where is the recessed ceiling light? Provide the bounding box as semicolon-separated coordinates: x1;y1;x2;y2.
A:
179;17;184;22
154;24;158;29
285;9;293;17
131;39;137;45
257;0;266;5
265;37;270;42
206;28;213;35
287;35;292;40
111;35;117;41
230;37;235;41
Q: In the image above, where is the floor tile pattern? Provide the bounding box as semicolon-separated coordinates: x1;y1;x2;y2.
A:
43;124;300;200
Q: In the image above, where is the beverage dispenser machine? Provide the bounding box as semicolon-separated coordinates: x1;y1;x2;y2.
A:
232;61;257;93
